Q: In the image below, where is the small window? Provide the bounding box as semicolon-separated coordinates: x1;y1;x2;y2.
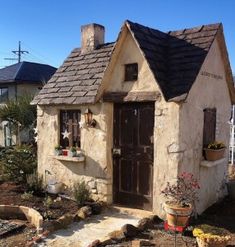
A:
0;87;8;103
203;108;216;148
60;110;81;148
124;63;138;81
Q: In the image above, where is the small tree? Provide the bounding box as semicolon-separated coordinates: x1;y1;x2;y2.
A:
0;145;37;183
0;95;36;145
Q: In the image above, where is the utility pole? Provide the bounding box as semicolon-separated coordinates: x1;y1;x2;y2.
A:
4;41;29;63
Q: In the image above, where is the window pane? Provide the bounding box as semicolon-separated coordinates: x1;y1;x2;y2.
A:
125;63;138;81
60;110;81;148
0;87;8;103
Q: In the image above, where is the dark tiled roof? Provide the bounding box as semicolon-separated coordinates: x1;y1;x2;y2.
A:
33;21;224;105
32;43;114;105
0;62;56;84
127;20;220;101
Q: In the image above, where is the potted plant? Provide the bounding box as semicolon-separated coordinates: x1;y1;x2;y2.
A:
54;145;62;156
193;224;231;247
161;172;200;227
69;146;77;157
204;141;226;161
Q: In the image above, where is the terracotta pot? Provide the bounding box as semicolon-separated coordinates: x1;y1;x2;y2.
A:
164;202;192;227
196;237;229;247
62;149;68;156
204;148;225;161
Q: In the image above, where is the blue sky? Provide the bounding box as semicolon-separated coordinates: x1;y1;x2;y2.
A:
0;0;234;72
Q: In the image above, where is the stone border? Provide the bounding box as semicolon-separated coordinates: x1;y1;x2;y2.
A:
88;215;161;247
26;203;102;246
0;205;43;233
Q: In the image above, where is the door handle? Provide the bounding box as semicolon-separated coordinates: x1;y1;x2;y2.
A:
113;148;121;156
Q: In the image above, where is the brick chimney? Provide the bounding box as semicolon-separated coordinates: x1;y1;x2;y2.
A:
81;23;105;53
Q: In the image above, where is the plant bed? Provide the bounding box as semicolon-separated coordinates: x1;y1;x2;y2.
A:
0;182;79;221
0;181;80;244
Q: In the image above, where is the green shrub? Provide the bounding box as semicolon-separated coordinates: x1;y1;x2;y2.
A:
0;145;37;183
21;191;33;200
43;196;53;209
73;181;91;205
26;171;43;193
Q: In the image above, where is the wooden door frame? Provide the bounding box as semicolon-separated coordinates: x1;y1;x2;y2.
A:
112;102;154;210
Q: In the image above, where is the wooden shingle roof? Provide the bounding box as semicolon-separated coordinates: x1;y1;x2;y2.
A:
33;21;233;105
127;21;221;101
32;42;114;105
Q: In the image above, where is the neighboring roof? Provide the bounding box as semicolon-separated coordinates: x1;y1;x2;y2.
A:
33;20;233;105
32;43;114;105
126;21;221;101
0;61;56;84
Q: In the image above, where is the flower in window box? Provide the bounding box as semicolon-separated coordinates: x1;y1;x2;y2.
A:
68;146;77;157
204;141;226;161
207;141;225;150
54;145;62;156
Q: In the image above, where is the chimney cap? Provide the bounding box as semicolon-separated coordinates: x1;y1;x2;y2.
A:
81;23;105;53
81;23;105;30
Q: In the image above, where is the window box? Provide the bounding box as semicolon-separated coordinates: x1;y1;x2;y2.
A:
53;155;85;163
200;158;226;168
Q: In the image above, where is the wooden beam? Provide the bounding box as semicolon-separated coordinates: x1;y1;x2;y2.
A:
103;91;161;102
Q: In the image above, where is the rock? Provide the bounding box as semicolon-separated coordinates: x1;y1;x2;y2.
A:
76;206;92;219
121;224;139;238
91;188;98;194
57;214;73;228
108;229;125;240
88;180;97;189
149;215;162;224
85;202;102;215
87;239;100;247
137;218;154;231
132;240;155;247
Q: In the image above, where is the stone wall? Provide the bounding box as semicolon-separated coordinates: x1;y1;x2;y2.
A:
37;102;113;203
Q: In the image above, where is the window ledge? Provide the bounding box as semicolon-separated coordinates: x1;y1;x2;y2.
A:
200;158;226;168
52;155;85;163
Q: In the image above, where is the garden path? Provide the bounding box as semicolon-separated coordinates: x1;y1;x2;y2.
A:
38;207;150;247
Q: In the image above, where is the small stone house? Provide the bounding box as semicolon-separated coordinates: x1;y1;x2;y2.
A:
32;21;235;216
0;61;56;146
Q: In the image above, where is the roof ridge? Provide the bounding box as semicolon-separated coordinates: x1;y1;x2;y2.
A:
168;22;222;35
14;62;24;80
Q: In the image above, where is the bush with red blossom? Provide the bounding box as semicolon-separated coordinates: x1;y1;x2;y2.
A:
161;172;200;207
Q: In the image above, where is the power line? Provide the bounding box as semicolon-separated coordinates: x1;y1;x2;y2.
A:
4;41;29;63
21;41;57;65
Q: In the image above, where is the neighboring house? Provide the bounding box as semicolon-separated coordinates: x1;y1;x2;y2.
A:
0;61;56;146
32;21;235;217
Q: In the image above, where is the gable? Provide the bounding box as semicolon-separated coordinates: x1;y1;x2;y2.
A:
126;21;222;102
102;28;159;96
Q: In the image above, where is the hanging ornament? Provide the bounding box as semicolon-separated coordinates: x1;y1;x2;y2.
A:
33;127;38;134
62;129;71;139
34;135;38;143
79;121;85;129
